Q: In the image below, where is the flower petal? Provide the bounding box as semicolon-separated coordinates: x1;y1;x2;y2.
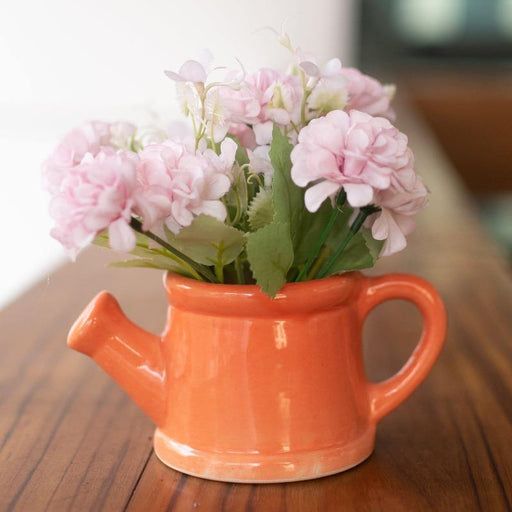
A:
344;183;373;207
179;60;207;82
299;61;320;77
253;122;274;146
304;180;341;212
108;218;136;252
193;200;227;221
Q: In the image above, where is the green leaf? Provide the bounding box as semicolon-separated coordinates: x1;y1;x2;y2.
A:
246;221;294;297
361;228;384;260
165;215;245;267
269;125;304;244
323;228;383;276
108;258;187;273
247;188;273;231
244;128;297;295
92;230;113;249
325;232;373;273
93;229;196;276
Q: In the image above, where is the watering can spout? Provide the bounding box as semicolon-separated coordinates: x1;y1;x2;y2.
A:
67;291;166;426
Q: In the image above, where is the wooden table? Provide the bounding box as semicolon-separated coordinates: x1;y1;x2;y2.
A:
1;106;511;511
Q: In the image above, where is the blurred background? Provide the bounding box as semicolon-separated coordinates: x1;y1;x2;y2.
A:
1;0;510;307
359;0;512;260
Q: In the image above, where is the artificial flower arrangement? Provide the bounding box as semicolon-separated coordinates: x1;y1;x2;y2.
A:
43;34;428;297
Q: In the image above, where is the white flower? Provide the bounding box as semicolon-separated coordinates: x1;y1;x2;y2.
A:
248;145;274;185
110;122;137;151
203;138;237;180
307;74;348;116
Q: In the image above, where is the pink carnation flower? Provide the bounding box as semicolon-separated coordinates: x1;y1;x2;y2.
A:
244;68;302;145
366;174;428;256
202;138;237;178
217;79;261;125
42;121;111;194
341;68;395;120
247;68;302;124
368;164;428;256
49;150;139;258
42;121;140;193
291;110;411;211
134;140;232;233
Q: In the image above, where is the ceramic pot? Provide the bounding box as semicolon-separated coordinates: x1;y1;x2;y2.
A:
68;271;446;483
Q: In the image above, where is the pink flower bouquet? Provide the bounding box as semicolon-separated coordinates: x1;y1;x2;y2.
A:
43;35;428;297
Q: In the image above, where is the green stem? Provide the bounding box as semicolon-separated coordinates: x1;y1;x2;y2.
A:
316;206;379;279
154;248;203;281
295;190;347;282
300;71;309;126
194;84;207;151
129;218;219;283
215;261;224;284
300;72;318;127
231;178;244;227
305;246;330;281
234;255;245;284
289;121;300;135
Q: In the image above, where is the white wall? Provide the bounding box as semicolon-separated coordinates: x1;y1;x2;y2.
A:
0;0;356;307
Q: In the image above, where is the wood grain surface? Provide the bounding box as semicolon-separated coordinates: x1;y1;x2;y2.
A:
1;105;511;511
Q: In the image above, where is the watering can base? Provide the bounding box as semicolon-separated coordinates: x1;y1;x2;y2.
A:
153;427;375;483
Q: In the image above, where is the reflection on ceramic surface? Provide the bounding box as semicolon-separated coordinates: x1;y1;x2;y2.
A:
67;271;446;483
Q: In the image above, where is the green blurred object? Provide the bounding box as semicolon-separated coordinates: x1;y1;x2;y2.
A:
478;195;512;256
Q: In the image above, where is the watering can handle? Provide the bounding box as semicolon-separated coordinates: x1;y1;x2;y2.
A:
357;274;447;423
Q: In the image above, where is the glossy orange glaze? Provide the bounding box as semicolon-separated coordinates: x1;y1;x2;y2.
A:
67;272;446;483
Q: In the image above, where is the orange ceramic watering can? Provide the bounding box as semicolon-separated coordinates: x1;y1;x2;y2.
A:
68;272;446;483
